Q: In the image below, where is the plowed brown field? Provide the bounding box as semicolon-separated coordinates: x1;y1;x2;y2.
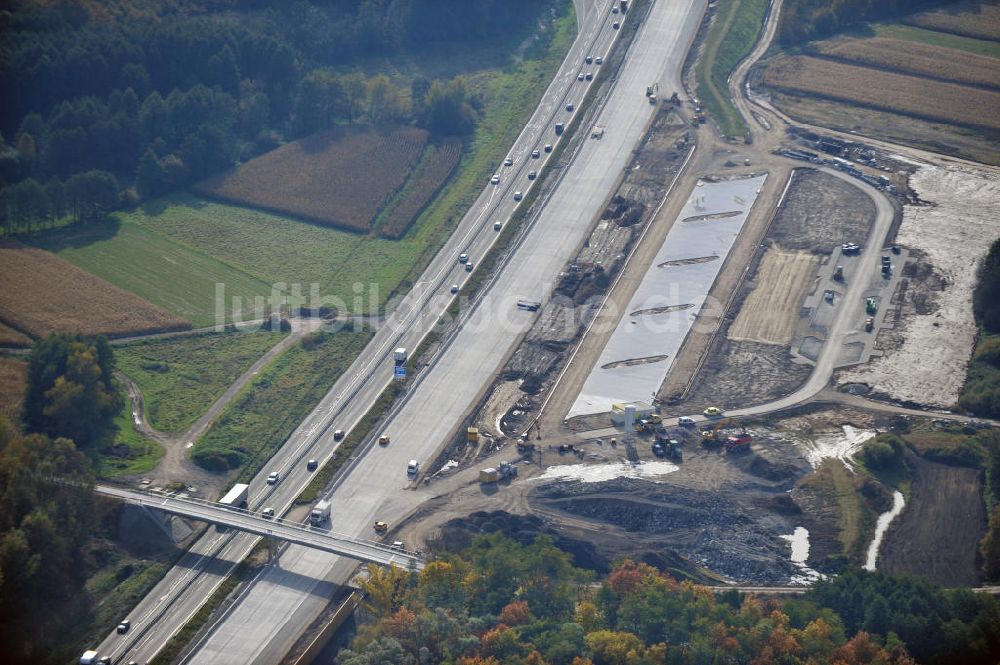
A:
763;55;1000;131
815;38;1000;89
196;125;428;232
0;242;190;338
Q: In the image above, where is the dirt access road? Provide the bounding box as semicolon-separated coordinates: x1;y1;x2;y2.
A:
122;316;324;496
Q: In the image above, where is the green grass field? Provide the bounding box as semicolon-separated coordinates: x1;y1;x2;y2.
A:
879;22;1000;58
696;0;769;138
31;216;270;327
192;330;373;474
116;330;286;433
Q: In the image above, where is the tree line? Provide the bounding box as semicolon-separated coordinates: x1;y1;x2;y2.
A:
0;334;125;662
0;0;541;234
777;0;963;44
340;533;1000;664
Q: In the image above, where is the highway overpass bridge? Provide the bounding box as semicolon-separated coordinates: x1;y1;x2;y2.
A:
95;484;424;571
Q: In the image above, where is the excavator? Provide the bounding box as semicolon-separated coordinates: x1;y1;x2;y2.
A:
701;418;752;452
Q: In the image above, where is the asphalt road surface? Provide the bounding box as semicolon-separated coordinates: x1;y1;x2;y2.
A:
183;1;708;663
97;3;629;664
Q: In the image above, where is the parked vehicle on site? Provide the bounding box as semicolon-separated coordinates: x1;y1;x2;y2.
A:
220;483;249;509
677;416;696;426
407;459;419;475
866;297;878;315
517;299;541;312
703;406;723;417
374;521;388;533
865;316;875;332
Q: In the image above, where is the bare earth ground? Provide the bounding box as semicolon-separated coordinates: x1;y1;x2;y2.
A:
728;248;818;345
0;356;26;424
879;455;986;586
838;164;1000;407
766;168;876;252
0;241;190;339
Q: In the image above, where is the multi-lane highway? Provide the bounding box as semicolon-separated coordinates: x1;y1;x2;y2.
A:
183;1;707;663
97;2;633;663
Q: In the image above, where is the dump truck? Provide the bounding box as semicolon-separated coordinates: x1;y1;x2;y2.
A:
479;467;499;484
866;297;878;315
620;0;629;12
516;299;541;312
310;499;331;526
645;82;658;103
467;427;479;443
219;483;249;510
394;347;407;365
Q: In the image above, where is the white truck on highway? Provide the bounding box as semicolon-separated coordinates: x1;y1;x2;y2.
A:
310;499;331;526
394;347;407;365
219;483;249;510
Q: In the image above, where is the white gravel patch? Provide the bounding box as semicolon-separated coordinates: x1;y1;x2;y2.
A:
537;460;679;483
784;424;875;471
839;164;1000;407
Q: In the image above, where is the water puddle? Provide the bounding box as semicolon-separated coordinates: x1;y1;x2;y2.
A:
780;526;825;585
538;460;678;483
787;425;875;470
864;490;905;571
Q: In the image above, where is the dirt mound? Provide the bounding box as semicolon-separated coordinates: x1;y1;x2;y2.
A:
533;478;804;584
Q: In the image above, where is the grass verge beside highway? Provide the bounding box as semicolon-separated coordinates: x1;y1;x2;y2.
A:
116;330;287;433
695;0;768;138
93;394;165;478
192;329;373;475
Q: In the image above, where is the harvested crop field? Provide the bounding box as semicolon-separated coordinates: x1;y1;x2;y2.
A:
813;37;1000;89
196;125;428;232
0;242;190;339
904;1;1000;42
0;321;31;347
728;249;817;345
379;138;462;239
763;55;1000;131
0;357;26;424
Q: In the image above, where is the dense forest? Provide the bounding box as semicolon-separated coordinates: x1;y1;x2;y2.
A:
340;533;1000;665
0;0;540;233
777;0;962;44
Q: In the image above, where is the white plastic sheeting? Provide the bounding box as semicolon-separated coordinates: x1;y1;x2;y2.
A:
570;174;768;417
